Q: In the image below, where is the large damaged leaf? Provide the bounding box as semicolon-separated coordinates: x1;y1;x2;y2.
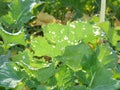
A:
43;21;103;50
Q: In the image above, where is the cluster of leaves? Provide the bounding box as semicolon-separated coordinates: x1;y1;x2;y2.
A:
36;0;120;25
0;0;120;90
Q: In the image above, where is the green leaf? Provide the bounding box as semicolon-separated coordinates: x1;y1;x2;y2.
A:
0;0;36;27
99;22;120;47
98;21;110;34
0;54;9;66
0;26;26;46
91;67;116;89
57;42;95;71
55;65;74;89
93;85;115;90
114;80;120;90
43;21;102;49
91;16;100;23
45;76;57;88
96;43;118;68
0;1;10;17
35;64;55;82
31;36;60;57
25;77;40;89
0;56;22;88
43;23;71;52
110;30;120;46
0;46;4;55
116;42;120;51
13;49;48;69
12;49;32;65
37;21;103;57
97;21;120;49
75;70;89;85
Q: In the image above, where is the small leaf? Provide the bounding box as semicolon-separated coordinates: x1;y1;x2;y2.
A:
75;70;89;85
35;64;55;82
12;50;32;65
0;26;26;46
96;43;118;68
0;54;9;66
98;21;110;34
0;46;4;55
55;65;73;89
57;42;95;71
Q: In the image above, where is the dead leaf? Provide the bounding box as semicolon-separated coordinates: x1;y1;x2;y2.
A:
30;12;56;26
114;18;120;27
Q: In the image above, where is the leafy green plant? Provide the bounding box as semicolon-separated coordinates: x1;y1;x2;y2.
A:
0;20;119;89
0;0;120;90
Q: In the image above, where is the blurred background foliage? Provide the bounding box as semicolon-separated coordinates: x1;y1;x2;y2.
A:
33;0;120;25
1;0;120;26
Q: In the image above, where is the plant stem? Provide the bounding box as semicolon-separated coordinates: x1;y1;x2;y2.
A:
89;72;96;87
100;0;106;22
